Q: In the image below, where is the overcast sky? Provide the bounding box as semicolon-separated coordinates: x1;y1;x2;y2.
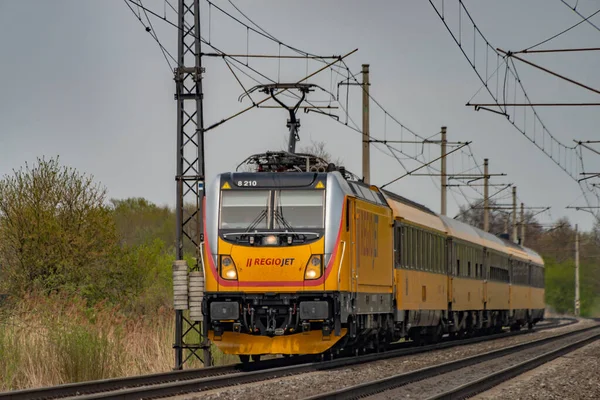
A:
1;0;599;231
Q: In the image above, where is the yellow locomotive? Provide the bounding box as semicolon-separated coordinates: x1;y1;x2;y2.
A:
202;153;544;360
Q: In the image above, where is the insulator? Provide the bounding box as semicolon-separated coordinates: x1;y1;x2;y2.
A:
189;271;204;321
172;260;189;310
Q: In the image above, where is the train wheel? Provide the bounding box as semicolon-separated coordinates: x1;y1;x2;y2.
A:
239;355;250;364
251;354;261;362
432;324;443;344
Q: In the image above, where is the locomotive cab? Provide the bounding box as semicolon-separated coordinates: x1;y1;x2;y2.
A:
203;169;348;355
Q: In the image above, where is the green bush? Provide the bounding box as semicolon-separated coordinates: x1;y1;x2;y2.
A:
48;322;124;383
0;321;21;389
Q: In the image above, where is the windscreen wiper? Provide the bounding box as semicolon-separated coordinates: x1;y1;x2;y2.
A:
244;209;268;234
273;207;309;242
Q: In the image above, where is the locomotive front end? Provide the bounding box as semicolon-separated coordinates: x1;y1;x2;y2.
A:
203;171;346;356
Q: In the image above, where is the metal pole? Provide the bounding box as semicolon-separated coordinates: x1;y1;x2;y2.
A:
512;186;517;243
441;126;447;216
174;0;185;371
483;158;489;232
520;202;525;245
575;224;580;316
174;0;210;369
362;64;370;184
194;0;211;367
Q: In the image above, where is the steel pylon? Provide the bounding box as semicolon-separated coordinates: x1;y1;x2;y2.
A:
174;0;210;369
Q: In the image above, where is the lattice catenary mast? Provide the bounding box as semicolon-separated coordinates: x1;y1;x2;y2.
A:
173;0;210;369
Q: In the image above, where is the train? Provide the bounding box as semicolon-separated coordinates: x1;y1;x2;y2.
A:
201;153;545;361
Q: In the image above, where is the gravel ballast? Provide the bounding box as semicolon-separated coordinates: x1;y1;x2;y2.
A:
168;319;598;400
367;329;600;399
473;336;600;400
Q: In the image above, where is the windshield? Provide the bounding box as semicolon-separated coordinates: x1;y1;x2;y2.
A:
275;190;324;229
220;190;269;229
219;189;325;231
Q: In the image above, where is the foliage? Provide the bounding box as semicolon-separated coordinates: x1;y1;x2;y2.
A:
544;257;575;314
0;157;117;296
0;292;238;391
455;198;545;247
111;198;175;248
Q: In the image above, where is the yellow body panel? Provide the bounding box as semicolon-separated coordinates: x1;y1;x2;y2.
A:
450;277;484;311
355;199;394;292
395;270;447;310
531;287;545;310
325;205;351;293
510;284;531;310
209;329;348;355
485;281;510;310
210;237;325;293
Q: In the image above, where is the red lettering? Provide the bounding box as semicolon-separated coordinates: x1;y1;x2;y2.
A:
254;258;260;265
247;259;251;267
275;258;281;266
260;258;265;265
265;258;272;266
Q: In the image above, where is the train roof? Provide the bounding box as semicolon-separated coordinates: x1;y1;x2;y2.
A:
522;247;544;265
439;215;484;247
377;184;543;263
382;191;448;233
380;189;437;216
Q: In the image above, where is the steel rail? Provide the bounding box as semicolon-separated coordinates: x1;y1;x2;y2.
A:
0;356;313;400
0;318;577;400
304;324;600;400
428;331;600;400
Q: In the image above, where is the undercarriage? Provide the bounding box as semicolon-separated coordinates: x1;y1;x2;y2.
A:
207;292;340;340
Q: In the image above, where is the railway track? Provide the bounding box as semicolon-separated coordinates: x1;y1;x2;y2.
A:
305;324;600;400
0;318;579;400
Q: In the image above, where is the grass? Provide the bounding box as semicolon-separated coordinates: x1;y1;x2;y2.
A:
0;293;237;392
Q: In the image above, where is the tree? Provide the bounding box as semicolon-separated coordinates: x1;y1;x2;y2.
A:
298;140;344;166
110;198;175;248
455;199;508;234
0;157;117;295
455;198;544;246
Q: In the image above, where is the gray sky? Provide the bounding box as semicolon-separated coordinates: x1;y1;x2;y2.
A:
1;0;599;231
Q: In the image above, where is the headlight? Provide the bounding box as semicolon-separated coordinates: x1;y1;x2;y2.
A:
220;255;238;280
262;235;279;246
304;255;322;280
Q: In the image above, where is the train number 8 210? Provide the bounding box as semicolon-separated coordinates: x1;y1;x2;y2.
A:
237;180;257;187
